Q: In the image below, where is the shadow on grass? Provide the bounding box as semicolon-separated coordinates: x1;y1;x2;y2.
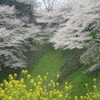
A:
0;66;22;83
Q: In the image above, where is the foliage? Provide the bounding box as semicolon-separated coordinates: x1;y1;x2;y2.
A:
0;0;38;19
40;0;100;49
80;30;100;72
0;70;100;100
0;5;41;68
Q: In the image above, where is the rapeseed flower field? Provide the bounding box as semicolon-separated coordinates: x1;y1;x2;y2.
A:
0;70;100;100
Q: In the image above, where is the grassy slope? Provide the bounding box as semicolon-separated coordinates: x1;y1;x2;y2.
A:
59;65;100;97
26;44;100;97
27;45;68;83
71;68;100;95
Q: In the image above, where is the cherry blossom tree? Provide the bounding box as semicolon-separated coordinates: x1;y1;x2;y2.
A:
40;0;100;71
0;5;41;68
46;0;100;49
80;31;100;72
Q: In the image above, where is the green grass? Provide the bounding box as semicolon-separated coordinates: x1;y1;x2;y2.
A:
26;45;68;83
59;64;100;97
26;44;100;97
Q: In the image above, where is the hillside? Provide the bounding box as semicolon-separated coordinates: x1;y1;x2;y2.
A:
0;0;100;99
26;45;83;82
0;44;100;99
25;44;100;97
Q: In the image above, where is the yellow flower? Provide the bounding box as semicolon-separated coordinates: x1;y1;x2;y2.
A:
38;82;42;85
93;85;96;89
80;96;83;99
75;96;78;100
56;82;59;86
40;78;43;82
21;70;28;74
93;78;96;82
1;72;100;100
27;74;31;80
14;73;17;78
20;78;24;83
44;76;47;80
0;83;3;87
85;83;88;87
37;75;41;79
33;83;37;87
65;86;69;91
65;81;68;85
58;94;63;98
30;79;34;84
57;74;59;78
69;85;72;89
46;72;48;76
9;74;12;77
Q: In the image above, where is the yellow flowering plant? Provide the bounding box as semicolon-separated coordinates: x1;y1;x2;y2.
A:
0;70;100;100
